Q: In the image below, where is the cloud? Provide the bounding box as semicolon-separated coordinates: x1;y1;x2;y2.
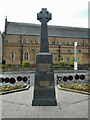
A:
0;0;89;32
73;9;88;19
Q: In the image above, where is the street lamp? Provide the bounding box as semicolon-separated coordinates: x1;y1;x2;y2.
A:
20;45;23;67
74;41;78;73
57;45;61;62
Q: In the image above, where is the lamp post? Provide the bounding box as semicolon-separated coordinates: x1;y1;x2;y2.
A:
74;41;78;73
20;45;23;67
19;35;23;67
57;45;61;62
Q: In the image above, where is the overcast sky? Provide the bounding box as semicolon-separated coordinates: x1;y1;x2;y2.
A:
0;0;89;32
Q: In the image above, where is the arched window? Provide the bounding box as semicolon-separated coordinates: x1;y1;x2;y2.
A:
78;49;81;53
67;57;69;62
68;49;71;52
23;39;27;44
11;52;15;61
24;51;29;60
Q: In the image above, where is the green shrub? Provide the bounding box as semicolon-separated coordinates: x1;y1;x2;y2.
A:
54;62;65;69
22;61;30;68
2;64;12;69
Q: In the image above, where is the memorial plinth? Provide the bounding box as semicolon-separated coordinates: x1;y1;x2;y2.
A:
32;8;57;106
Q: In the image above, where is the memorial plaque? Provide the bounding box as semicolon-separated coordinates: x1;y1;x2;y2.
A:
32;8;57;106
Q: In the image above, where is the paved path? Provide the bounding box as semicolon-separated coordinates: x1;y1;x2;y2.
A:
1;85;89;119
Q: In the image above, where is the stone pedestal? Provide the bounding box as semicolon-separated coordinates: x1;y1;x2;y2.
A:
32;53;57;106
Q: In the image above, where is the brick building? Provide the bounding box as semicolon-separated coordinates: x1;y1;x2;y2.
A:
2;18;89;66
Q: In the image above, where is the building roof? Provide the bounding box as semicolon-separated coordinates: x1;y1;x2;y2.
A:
5;21;88;38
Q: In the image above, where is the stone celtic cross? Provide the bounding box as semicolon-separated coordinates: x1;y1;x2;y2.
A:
37;8;51;22
37;8;52;52
32;8;57;106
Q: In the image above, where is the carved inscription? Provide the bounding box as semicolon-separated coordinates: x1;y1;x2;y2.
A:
39;80;50;87
37;63;52;72
39;80;54;88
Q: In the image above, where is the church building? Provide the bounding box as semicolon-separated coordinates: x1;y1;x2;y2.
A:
2;18;89;67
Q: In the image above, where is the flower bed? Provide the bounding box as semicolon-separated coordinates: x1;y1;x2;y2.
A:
0;84;27;92
59;83;90;92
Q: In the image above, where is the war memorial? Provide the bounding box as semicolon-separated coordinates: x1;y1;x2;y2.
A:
0;8;89;120
32;8;57;106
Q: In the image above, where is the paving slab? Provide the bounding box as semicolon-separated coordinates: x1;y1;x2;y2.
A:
0;71;90;120
1;85;89;119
